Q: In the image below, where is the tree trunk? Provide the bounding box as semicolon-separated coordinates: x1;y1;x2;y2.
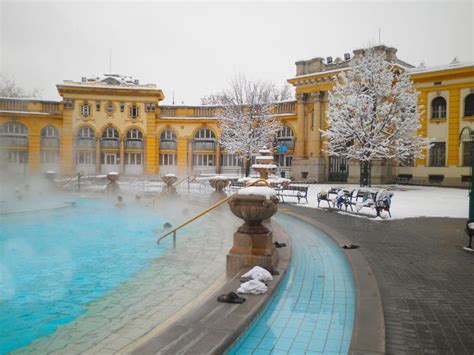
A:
244;157;251;177
359;161;372;187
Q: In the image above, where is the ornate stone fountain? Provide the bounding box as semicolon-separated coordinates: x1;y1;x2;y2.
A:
105;172;120;194
208;175;229;194
162;173;178;194
227;147;279;275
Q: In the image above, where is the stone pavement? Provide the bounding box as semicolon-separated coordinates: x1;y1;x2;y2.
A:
287;205;474;355
15;202;240;355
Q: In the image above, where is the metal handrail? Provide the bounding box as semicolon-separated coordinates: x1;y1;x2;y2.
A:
156;178;270;247
60;171;84;189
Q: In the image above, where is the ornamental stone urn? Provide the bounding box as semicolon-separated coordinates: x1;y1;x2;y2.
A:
209;176;229;194
162;174;178;194
105;172;120;194
226;188;279;275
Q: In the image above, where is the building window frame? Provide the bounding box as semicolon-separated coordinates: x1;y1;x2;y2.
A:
465;93;474;117
431;96;447;119
81;103;90;117
429;142;446;167
160;153;176;166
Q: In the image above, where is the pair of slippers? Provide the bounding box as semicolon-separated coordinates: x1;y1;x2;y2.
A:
217;291;246;304
274;241;287;248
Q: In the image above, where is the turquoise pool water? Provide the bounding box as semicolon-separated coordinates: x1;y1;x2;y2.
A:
0;197;169;354
228;213;355;355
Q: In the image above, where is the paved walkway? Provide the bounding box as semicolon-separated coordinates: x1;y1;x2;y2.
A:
287;205;474;355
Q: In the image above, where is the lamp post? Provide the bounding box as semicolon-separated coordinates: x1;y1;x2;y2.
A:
459;127;474;251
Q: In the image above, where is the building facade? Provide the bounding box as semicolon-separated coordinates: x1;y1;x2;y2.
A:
1;47;473;186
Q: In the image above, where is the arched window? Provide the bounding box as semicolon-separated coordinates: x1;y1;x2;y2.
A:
431;97;447;119
194;128;215;140
41;125;59;138
160;129;177;150
76;127;95;149
127;128;143;140
278;126;294;139
276;125;295;149
77;126;95;138
41;125;59;149
192;128;216;151
125;128;144;149
102;127;119;139
465;94;474;117
0;122;28;148
0;122;28;135
161;129;176;141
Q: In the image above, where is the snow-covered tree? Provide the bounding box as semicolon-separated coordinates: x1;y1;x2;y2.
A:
205;75;285;176
0;75;41;98
321;47;432;186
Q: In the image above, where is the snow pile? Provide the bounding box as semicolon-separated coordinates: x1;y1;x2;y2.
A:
237;186;277;199
208;175;229;180
255;156;274;161
107;172;118;176
252;164;277;169
163;173;177;178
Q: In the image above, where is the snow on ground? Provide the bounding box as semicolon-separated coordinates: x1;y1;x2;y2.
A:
302;184;469;220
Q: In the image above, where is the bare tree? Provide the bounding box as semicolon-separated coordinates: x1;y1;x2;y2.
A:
0;75;41;98
204;75;286;176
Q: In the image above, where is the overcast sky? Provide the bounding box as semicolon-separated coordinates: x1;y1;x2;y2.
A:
1;1;472;104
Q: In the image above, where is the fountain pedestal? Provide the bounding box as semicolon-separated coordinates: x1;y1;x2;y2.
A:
162;174;178;194
105;172;120;194
227;193;279;275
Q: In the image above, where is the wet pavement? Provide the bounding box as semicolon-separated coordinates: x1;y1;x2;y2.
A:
287;204;474;355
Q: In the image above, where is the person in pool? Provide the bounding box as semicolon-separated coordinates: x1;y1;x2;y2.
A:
153;222;172;233
115;195;125;208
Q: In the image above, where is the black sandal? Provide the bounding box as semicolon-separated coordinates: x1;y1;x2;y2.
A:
274;241;287;248
217;292;246;304
342;244;359;249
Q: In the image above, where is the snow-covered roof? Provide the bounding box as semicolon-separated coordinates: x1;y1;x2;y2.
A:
60;74;158;90
0;110;51;115
408;61;474;75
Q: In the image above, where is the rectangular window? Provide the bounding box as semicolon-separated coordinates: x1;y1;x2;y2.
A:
192;154;215;166
81;104;90;117
120;102;125;112
63;100;74;109
77;151;94;164
130;105;139;118
429;142;446;167
145;102;156;112
221;154;242;167
126;152;143;165
41;151;58;164
160;153;176;166
463;141;472;167
96;102;101;112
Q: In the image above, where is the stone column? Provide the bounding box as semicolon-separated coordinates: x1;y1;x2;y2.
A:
294;94;306;158
216;143;221;174
95;139;100;174
119;139;125;174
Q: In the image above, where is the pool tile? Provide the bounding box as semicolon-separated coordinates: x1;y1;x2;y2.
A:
226;214;355;355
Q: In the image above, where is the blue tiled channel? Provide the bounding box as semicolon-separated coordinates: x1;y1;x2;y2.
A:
228;213;355;355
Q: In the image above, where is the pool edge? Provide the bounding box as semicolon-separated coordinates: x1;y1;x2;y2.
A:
126;219;292;355
283;210;386;355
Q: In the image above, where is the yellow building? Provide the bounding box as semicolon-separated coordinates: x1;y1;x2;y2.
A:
1;46;473;187
288;45;474;186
